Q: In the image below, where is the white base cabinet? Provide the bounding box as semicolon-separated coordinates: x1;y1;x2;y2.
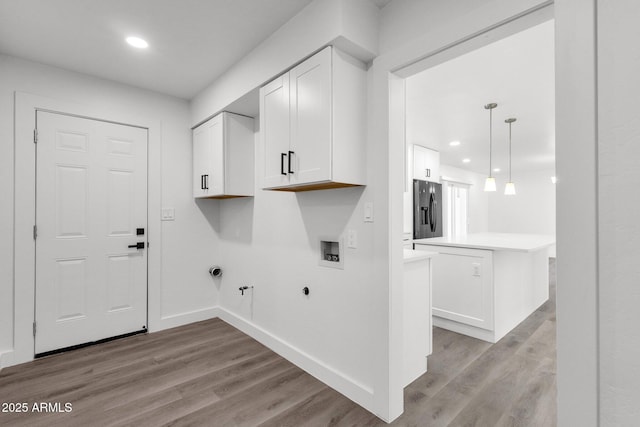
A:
415;243;550;343
260;46;366;192
193;112;254;199
402;250;435;387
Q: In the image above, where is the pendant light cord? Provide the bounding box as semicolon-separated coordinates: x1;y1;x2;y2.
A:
489;107;493;177
484;103;498;186
505;117;516;183
508;121;512;182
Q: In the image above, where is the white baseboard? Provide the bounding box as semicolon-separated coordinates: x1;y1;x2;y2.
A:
216;307;376;415
0;350;15;369
433;316;498;343
152;306;221;332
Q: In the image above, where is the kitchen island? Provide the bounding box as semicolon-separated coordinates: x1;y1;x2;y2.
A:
413;233;555;343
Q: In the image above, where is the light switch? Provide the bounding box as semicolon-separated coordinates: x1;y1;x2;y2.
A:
347;229;357;248
364;202;374;222
161;208;175;221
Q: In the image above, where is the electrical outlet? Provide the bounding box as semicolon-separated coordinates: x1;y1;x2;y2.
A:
161;208;175;221
364;202;374;222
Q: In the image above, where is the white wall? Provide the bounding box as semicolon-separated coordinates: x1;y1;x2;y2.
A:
0;54;220;363
379;0;490;55
488;169;556;234
188;0;385;418
596;1;640;424
487;169;556;257
216;148;376;399
440;164;489;234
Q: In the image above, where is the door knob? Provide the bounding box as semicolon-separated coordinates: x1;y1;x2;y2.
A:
128;242;145;249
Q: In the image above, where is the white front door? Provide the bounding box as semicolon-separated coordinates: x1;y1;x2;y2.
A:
35;111;148;354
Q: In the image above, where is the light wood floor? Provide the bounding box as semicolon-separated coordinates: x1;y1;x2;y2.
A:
0;260;556;426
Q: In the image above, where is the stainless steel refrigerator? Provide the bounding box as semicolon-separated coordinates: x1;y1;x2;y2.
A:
413;179;443;239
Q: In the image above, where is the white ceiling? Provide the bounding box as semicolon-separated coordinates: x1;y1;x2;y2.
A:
0;0;315;99
406;20;555;176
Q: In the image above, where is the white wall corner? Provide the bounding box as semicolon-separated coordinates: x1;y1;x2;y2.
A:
333;0;380;62
153;306;222;333
190;0;379;126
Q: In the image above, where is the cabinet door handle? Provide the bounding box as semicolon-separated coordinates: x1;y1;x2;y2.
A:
288;151;294;174
281;153;287;175
203;174;209;190
201;175;204;190
426;168;430;178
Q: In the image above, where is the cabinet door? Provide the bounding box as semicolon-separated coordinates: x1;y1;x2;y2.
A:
261;74;291;189
289;47;332;185
424;148;440;183
413;145;440;182
208;114;225;196
429;247;493;330
193;122;210;198
193;116;223;198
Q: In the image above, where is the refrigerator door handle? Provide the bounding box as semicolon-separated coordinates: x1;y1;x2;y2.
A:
431;199;438;232
428;193;435;232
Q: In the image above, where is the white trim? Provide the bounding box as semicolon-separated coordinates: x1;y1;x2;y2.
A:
12;91;162;367
381;1;555;421
441;176;473;186
216;307;376;417
433;316;498;343
0;350;15;369
154;307;221;332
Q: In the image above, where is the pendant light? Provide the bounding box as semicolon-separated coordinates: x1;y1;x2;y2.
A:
484;103;498;192
504;118;517;195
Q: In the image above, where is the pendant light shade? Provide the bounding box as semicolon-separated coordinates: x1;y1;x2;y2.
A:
484;177;497;192
504;118;517;195
484;103;498;192
504;181;516;195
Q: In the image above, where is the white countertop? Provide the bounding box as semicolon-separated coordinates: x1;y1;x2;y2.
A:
413;232;555;252
403;249;438;263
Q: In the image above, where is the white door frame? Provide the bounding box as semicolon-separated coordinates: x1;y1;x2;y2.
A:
13;92;163;365
380;3;556;422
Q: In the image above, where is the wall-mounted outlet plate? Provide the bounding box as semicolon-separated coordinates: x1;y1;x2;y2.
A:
347;229;357;248
364;202;374;222
161;208;175;221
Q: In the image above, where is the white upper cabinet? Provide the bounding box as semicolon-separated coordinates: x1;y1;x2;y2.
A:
261;74;291;189
412;144;440;183
193;112;254;199
260;46;366;191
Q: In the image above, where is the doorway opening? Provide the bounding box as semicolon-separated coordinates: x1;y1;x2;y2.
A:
394;13;557;424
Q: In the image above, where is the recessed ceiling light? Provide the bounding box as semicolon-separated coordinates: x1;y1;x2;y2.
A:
493;168;501;172
551;176;557;184
462;158;471;163
126;36;149;49
449;140;461;147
